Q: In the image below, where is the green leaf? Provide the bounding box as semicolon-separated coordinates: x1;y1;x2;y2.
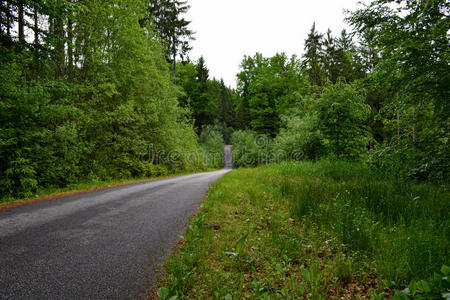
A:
393;291;409;300
416;280;431;293
408;280;416;296
157;287;169;300
235;233;248;254
441;265;450;276
383;280;396;288
301;267;312;282
275;263;284;274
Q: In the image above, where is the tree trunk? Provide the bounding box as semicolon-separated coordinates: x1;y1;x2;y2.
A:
34;7;39;45
33;7;39;75
172;36;177;85
55;15;65;78
18;1;25;43
397;110;400;144
6;0;11;37
67;15;73;80
412;108;416;143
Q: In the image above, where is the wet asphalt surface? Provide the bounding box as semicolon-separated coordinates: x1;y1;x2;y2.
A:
0;169;230;299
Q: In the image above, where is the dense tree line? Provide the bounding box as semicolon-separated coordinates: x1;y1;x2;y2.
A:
1;0;448;200
0;0;202;200
231;0;449;182
176;56;236;143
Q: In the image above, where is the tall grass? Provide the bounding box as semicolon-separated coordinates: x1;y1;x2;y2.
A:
159;160;448;298
277;160;449;283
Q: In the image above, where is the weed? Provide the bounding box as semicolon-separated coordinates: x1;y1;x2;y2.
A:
157;161;449;298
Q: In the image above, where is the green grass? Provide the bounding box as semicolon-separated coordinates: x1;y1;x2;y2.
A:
157;160;449;299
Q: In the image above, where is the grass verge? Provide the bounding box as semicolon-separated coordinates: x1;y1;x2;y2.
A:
157;160;449;299
0;169;217;210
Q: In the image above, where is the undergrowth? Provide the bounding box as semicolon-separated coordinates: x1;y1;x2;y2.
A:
157;160;449;299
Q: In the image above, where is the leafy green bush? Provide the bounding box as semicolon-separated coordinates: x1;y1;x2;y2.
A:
231;130;278;168
368;135;450;183
230;131;260;167
275;82;370;163
199;125;225;168
315;82;370;160
276;110;325;160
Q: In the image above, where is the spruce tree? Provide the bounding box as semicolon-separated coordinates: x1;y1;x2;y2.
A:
191;56;213;130
196;56;209;91
143;0;195;81
303;22;325;86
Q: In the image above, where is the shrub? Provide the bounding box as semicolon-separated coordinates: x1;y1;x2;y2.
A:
276;110;326;161
199;125;225;168
231;130;278;167
315;82;370;160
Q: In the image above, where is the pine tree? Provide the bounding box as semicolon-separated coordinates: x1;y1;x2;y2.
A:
196;56;209;91
191;56;214;130
218;79;235;129
303;23;325;86
322;29;338;83
143;0;195;82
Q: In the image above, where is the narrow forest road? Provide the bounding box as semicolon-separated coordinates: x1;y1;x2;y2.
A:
224;145;233;169
0;169;231;299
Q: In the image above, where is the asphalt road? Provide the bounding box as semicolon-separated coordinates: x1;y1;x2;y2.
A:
0;169;230;300
224;146;233;169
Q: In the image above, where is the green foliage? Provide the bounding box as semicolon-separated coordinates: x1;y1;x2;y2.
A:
335;255;353;284
0;0;203;201
230;131;260;168
279;161;449;282
236;53;308;135
316;82;371;160
231;1;448;183
303;24;364;87
233;83;370;165
275;108;325;161
160;162;449;298
142;0;194;75
157;286;169;300
347;0;449;182
386;265;450;299
230;130;277;168
176;58;236;137
199;125;225;169
303;22;326;87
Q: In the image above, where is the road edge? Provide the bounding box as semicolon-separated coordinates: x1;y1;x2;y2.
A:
0;171;218;212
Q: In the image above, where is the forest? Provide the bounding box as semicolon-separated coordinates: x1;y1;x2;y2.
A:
1;0;447;202
0;0;448;298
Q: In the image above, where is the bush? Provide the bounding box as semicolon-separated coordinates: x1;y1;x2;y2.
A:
315;82;370;160
199;125;225;168
368;135;450;183
231;130;278;167
276;110;326;161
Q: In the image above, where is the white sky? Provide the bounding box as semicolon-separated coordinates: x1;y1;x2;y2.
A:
185;0;368;88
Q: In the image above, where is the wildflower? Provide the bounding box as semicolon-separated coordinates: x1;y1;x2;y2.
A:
356;227;360;231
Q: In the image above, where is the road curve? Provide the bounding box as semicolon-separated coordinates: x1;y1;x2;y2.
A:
0;169;231;299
